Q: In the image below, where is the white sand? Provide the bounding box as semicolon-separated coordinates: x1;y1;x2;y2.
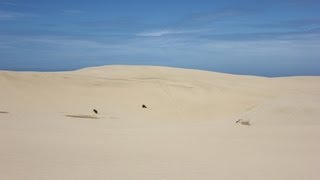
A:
0;65;319;180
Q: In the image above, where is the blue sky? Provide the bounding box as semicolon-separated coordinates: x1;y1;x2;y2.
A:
0;0;319;76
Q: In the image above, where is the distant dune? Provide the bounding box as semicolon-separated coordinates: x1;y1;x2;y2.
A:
1;65;320;180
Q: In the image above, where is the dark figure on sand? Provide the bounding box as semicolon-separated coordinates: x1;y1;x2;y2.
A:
93;109;98;114
142;104;147;108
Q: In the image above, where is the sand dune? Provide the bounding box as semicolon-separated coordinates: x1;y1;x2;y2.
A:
0;65;319;180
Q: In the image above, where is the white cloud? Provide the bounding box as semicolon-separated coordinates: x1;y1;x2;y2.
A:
137;30;173;37
136;28;214;37
0;10;35;20
0;11;22;20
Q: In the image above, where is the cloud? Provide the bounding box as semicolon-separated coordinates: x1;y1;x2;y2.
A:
1;27;320;75
136;30;173;37
136;29;194;37
61;9;83;15
0;2;17;6
72;9;249;38
0;10;24;20
0;10;36;21
136;28;214;37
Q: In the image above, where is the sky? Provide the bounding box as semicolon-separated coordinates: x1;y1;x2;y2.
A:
0;0;320;76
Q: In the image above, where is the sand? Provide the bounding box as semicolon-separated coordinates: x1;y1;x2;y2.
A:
0;65;319;180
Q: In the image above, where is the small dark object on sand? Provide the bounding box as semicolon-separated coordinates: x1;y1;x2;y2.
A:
93;109;98;114
142;104;147;108
236;119;251;126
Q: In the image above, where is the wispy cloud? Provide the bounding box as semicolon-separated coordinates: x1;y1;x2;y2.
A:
1;27;319;75
0;1;37;8
61;9;83;15
72;9;248;37
136;30;173;37
0;9;37;21
0;10;24;20
0;2;17;6
136;28;214;37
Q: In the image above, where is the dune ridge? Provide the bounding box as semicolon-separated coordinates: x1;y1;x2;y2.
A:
0;65;319;180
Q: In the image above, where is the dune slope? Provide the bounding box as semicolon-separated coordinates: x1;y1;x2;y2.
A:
0;65;320;180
